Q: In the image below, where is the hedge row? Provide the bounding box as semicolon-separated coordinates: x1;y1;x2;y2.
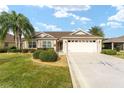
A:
33;49;58;62
101;49;117;55
0;48;36;53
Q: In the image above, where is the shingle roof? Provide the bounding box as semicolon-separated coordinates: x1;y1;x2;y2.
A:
45;32;72;38
4;33;14;42
104;36;124;43
35;31;102;39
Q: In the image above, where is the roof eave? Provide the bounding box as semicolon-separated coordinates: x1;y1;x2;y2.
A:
103;41;124;43
61;37;103;39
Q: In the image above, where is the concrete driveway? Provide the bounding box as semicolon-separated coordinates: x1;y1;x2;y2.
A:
67;53;124;88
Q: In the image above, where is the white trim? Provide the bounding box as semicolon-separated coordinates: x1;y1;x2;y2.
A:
36;38;57;40
35;32;56;38
70;29;91;35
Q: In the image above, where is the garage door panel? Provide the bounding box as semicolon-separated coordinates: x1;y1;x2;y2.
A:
68;42;97;53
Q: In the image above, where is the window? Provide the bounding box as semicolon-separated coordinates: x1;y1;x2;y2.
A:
82;40;84;42
93;40;96;42
72;40;74;42
28;41;36;48
43;40;52;48
4;42;8;47
75;40;78;42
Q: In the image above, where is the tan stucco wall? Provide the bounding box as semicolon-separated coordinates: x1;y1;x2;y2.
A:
63;39;68;53
22;41;28;49
37;40;42;48
0;42;15;48
96;39;102;53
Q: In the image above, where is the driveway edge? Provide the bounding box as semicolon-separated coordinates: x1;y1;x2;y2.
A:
66;55;79;88
67;54;89;88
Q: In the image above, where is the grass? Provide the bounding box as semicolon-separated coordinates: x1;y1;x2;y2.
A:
0;53;72;88
115;51;124;59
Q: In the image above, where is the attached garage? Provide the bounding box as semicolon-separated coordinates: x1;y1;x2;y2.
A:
62;30;102;53
67;40;98;53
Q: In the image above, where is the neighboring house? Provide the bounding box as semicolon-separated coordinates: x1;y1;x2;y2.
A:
0;33;15;48
23;30;103;53
103;35;124;50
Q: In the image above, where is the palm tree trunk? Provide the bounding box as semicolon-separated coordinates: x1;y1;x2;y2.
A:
14;27;18;48
19;31;22;50
15;34;18;48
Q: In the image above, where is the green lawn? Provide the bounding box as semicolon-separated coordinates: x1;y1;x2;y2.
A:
115;52;124;59
0;53;72;88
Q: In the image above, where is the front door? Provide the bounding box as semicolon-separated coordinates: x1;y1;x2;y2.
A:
56;40;63;52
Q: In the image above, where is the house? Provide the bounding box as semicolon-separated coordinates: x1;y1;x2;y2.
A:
103;35;124;50
22;30;103;53
0;33;15;48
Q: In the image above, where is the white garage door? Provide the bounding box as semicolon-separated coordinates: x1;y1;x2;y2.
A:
67;40;98;53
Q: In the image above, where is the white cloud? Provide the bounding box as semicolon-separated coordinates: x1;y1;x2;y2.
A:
79;16;91;21
70;21;75;25
47;5;90;12
33;5;90;11
36;22;62;31
49;5;91;23
53;10;70;17
107;21;123;28
33;5;45;8
33;5;91;24
53;9;91;23
108;9;124;22
0;5;9;13
108;5;124;22
101;6;124;29
100;22;123;28
34;26;40;31
100;23;106;27
112;5;124;10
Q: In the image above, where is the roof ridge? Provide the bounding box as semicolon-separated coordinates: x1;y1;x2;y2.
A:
45;31;73;32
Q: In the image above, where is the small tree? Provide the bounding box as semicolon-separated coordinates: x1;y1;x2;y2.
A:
89;26;104;37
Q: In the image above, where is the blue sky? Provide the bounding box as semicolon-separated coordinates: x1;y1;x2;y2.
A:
0;5;124;38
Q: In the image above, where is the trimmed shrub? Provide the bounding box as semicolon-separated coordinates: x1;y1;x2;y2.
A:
0;48;8;53
115;46;121;52
9;46;17;49
101;49;117;55
39;49;58;62
29;49;36;53
33;50;43;59
22;49;36;53
22;49;29;53
8;49;21;53
7;46;21;53
37;48;54;51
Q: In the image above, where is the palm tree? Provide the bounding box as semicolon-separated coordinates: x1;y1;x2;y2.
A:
0;11;35;49
89;26;104;37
